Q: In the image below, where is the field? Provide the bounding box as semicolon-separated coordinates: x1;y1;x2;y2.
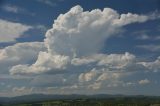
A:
2;97;160;106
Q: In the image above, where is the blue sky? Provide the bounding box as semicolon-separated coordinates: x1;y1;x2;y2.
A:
0;0;160;97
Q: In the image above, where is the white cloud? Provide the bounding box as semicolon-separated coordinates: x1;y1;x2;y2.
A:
71;57;95;66
97;52;136;69
44;5;150;57
140;56;160;72
33;52;70;70
0;42;46;74
113;13;148;26
1;4;35;16
10;52;70;74
78;67;128;90
0;5;159;96
138;79;150;85
71;52;136;68
88;82;102;90
96;72;122;81
72;52;143;73
9;5;156;75
0;19;32;42
79;68;98;82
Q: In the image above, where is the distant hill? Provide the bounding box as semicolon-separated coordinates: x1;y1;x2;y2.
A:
0;94;159;105
0;94;99;104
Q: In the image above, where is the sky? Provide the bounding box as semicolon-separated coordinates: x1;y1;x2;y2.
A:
0;0;160;97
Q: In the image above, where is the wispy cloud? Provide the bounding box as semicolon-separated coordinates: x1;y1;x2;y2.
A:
36;0;65;7
1;4;35;16
137;44;160;52
1;4;19;13
133;30;160;40
36;0;56;7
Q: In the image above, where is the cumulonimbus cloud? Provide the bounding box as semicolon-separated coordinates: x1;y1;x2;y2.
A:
9;5;159;75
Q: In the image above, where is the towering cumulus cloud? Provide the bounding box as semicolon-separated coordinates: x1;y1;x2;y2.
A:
9;5;159;76
45;5;148;57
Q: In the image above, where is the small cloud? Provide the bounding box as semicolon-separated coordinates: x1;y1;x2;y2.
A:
35;25;48;32
1;4;35;16
88;82;102;90
138;79;150;85
148;10;160;20
123;82;136;87
155;36;160;40
136;44;160;52
136;34;150;40
1;4;19;13
132;30;151;40
36;0;56;7
12;86;33;95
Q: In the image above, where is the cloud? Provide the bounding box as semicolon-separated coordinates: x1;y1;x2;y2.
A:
73;52;144;74
35;25;48;32
36;0;56;7
79;68;98;82
132;29;160;41
0;5;160;96
88;82;102;90
137;44;160;52
10;52;70;74
44;6;150;57
136;34;150;40
78;67;130;90
0;19;32;42
9;5;157;75
36;0;64;7
138;79;150;85
140;56;160;72
123;82;136;87
1;4;35;16
1;4;19;13
71;52;135;67
0;42;46;74
12;86;33;96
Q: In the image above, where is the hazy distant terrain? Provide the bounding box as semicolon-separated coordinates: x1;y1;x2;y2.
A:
0;94;160;106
